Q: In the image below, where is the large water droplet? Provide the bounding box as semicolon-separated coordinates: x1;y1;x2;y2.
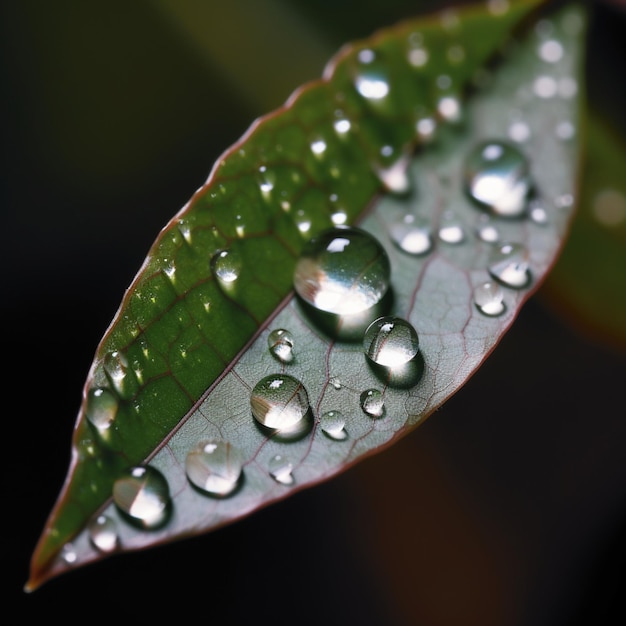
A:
464;140;532;217
487;242;531;289
360;389;385;418
293;226;391;338
389;213;433;255
268;328;295;364
185;440;243;497
211;248;242;292
88;514;119;553
268;454;294;485
473;281;506;316
86;387;118;432
320;410;348;441
363;316;419;367
113;465;171;529
251;374;310;431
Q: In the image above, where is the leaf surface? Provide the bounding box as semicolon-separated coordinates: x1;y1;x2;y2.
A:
27;0;585;590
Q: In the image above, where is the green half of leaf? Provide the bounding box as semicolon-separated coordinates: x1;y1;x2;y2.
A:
27;0;584;591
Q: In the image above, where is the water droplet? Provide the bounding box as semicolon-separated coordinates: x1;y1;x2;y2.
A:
61;543;78;564
113;465;171;529
360;389;385;418
86;387;118;431
473;281;506;316
353;48;390;101
185;440;243;497
389;213;433;255
310;138;327;157
330;376;342;390
293;226;390;317
529;202;548;224
538;39;564;63
533;75;558;98
258;166;275;199
476;221;500;243
415;116;437;141
464;140;532;217
438;213;465;244
333;117;351;136
250;374;310;431
268;328;295;364
103;350;130;395
211;248;241;285
437;96;461;122
320;410;348;440
268;454;294;485
88;514;119;553
508;120;531;143
363;316;419;368
487;242;531;289
375;154;411;194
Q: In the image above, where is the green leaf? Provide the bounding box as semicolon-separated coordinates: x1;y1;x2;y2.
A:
27;0;585;590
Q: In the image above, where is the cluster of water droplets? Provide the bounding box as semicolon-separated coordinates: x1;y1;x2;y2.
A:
65;2;584;568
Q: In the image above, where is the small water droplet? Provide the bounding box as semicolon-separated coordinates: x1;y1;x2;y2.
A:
363;316;419;368
437;96;461;122
61;543;77;564
476;218;500;243
375;154;411;194
538;39;564;63
293;226;390;317
211;248;242;292
86;387;118;431
103;350;130;395
353;48;390;101
88;514;119;553
330;376;342;390
438;213;465;244
268;454;294;485
464;140;532;217
185;440;243;497
320;410;348;440
487;242;531;289
250;374;310;431
113;465;171;529
415;116;437;141
508;120;531;143
310;137;327;157
360;389;385;418
533;75;558;98
389;213;433;255
473;281;506;316
333;117;352;136
529;202;548;224
268;328;295;364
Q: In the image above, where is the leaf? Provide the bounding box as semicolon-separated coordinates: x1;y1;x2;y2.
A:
540;110;626;351
27;0;585;590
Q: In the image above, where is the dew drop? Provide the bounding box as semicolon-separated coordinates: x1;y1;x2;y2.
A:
374;154;411;194
360;389;385;418
438;213;465;244
415;116;437;141
88;514;119;553
538;39;564;63
533;75;558;99
330;376;342;390
353;48;390;101
487;242;531;289
389;213;433;255
464;140;532;217
473;281;506;316
185;440;243;497
293;226;390;317
363;316;419;368
86;387;118;431
61;543;77;564
529;202;548;224
437;96;461;122
211;248;241;288
508;120;531;143
268;454;294;485
103;350;129;395
268;328;295;364
320;410;348;441
112;465;171;529
250;374;310;431
476;219;500;243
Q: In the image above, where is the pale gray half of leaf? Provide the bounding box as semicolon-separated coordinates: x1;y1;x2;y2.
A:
56;3;584;572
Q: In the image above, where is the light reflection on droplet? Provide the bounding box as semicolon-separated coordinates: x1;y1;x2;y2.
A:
88;514;119;553
186;440;243;497
538;39;564;63
473;281;506;316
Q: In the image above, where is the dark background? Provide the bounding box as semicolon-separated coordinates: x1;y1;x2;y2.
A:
2;1;625;624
